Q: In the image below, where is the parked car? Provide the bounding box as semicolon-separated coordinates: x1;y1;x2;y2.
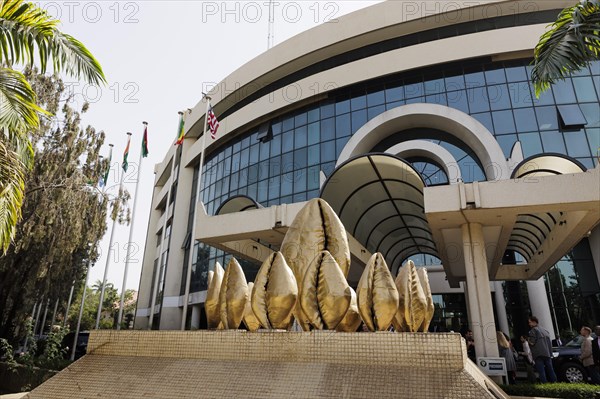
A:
61;331;90;360
552;335;590;383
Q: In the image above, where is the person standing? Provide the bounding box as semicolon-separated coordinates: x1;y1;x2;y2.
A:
497;331;517;384
528;316;557;383
592;325;600;369
519;335;536;383
580;326;600;384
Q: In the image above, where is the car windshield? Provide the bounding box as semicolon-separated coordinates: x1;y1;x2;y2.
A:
565;334;597;347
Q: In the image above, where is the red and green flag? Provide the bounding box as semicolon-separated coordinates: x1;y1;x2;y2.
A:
123;135;131;172
175;113;185;145
101;145;113;187
141;124;149;158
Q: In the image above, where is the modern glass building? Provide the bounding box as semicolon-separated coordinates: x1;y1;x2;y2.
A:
135;0;600;356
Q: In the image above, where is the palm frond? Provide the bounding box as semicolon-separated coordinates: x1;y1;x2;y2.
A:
0;0;106;84
0;67;46;134
0;139;26;253
532;0;600;97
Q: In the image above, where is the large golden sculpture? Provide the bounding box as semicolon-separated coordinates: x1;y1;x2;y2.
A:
394;260;428;332
300;251;351;330
336;286;362;332
280;198;351;330
356;253;399;331
219;258;248;329
251;252;298;330
417;268;435;332
205;262;224;329
243;282;261;332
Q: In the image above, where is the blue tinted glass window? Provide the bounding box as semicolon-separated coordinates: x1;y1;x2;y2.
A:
231;152;240;172
308;108;320;123
385;86;404;102
232;140;241;154
405;82;424;98
294;112;308;127
594;75;600;99
321;102;335;118
294;168;307;192
447;90;469;113
496;134;517;158
488;84;511;110
367;90;385;106
308;144;320;166
259;141;270;161
535;107;559;131
351;109;368;134
242;135;251;149
336;137;350;159
551;79;577;104
321;161;336;177
468;87;489;113
321;118;335;141
336;114;351;138
368;105;386;120
230;172;239;190
532;84;555;106
425;78;445;95
426;92;447;106
270;135;281;157
257;179;268;203
336;99;350;115
247;165;259;184
505;66;528;82
280;195;293;205
386;100;405;110
351;95;367;111
308;165;320;191
239;148;250;168
518;132;543;157
238;168;248;187
464;72;485;88
485;69;506;84
282;152;293;174
513;108;538;132
492;110;516;134
564;130;591;157
293;192;307;203
572;77;598;102
281;173;293;196
308;122;320;145
294;147;307;169
282;130;294;153
269;156;281;178
268;177;280;201
472;112;494;133
282;116;294;131
321;140;336;162
586;129;599;157
557;104;587;129
540;131;566;153
295;126;308;148
580;103;600;127
578;158;595;169
445;74;466;92
246;183;257;201
258;160;269;181
406;97;424;105
591;61;600;75
508;83;533;108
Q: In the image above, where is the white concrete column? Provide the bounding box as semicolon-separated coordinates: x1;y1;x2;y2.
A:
526;278;556;340
493;281;510;336
589;226;600;287
191;305;201;330
462;223;499;358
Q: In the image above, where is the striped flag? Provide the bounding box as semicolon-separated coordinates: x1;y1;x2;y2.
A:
122;135;131;172
141;124;149;158
208;106;220;139
100;145;113;187
175;113;185;146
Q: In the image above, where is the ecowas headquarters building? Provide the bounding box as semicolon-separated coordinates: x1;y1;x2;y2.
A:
135;0;600;359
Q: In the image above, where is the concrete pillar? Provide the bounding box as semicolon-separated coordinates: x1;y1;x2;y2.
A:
191;305;201;330
493;281;510;336
462;223;498;358
526;278;556;340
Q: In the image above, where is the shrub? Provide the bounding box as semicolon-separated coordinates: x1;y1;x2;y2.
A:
501;382;600;399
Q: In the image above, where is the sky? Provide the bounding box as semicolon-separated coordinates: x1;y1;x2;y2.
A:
41;1;381;292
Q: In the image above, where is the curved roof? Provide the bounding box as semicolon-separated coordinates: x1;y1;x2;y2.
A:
511;153;587;179
320;153;436;272
215;195;262;215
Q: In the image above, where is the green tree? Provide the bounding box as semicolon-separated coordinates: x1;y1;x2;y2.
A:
532;0;600;96
0;0;105;252
0;71;110;341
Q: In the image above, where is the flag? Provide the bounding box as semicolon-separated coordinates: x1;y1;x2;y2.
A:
208;106;220;139
100;145;113;187
141;125;149;158
123;135;131;172
175;113;185;146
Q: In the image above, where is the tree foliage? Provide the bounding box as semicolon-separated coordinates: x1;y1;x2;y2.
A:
0;70;113;342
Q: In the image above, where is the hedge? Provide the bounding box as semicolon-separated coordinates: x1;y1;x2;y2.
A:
501;383;600;399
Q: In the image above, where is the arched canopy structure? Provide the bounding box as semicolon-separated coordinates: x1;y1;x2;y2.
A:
320;153;437;272
215;195;262;215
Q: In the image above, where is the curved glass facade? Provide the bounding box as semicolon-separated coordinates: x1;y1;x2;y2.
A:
184;57;600;294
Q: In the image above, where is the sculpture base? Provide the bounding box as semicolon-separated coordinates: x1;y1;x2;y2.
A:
26;330;507;398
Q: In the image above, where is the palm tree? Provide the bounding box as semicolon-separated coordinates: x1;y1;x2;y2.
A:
0;0;105;252
532;0;600;96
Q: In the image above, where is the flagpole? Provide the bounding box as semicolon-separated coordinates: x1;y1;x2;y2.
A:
117;123;146;329
148;113;182;329
95;133;130;329
72;260;91;361
63;282;75;328
181;96;211;330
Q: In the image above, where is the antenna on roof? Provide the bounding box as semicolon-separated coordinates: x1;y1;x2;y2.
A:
267;0;275;49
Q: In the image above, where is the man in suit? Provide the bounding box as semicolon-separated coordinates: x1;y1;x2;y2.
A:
592;325;600;368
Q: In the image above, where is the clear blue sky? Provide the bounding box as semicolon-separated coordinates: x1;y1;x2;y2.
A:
44;1;380;291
